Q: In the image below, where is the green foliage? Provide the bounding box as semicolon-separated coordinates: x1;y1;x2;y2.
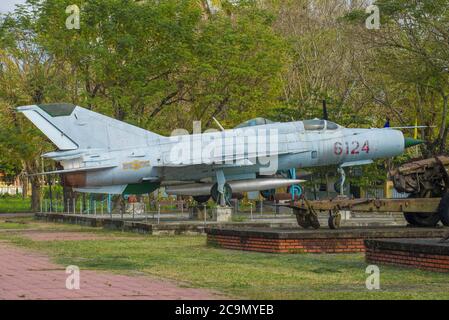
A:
0;0;449;190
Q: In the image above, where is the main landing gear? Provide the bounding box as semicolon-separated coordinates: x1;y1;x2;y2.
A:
210;170;232;206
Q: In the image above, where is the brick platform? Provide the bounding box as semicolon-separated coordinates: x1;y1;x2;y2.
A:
206;227;448;254
365;239;449;273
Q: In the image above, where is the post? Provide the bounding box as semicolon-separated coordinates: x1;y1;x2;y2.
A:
203;204;207;224
121;197;124;221
153;202;155;220
158;204;161;225
73;198;76;214
67;199;69;214
107;194;112;214
250;202;253;221
48;175;53;213
144;203;148;223
94;200;97;216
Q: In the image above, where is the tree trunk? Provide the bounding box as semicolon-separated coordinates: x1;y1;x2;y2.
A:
62;184;77;213
30;176;41;212
439;95;449;153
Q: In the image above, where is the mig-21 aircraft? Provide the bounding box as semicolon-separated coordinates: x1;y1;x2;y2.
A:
18;103;422;206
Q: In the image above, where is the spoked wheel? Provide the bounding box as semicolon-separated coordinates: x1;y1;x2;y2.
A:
211;183;232;206
404;191;441;227
328;211;342;230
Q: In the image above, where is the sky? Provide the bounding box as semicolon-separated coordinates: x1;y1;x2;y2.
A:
0;0;26;14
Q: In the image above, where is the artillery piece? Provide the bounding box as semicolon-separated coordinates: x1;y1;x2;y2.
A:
289;156;449;229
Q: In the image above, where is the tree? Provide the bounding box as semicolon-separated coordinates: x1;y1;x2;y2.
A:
0;2;70;211
344;0;449;154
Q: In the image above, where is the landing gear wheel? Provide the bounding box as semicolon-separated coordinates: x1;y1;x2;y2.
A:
193;195;210;204
328;211;342;230
211;183;232;206
437;193;449;226
404;192;441;227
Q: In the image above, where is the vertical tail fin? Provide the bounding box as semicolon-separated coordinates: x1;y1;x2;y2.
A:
17;104;165;150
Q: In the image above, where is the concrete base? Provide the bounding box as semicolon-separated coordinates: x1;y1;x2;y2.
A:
214;206;233;223
189;206;209;220
125;203;145;215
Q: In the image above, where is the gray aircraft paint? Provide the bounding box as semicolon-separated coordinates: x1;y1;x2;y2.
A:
18;104;408;197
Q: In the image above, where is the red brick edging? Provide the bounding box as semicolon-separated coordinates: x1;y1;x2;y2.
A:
207;234;365;253
206;227;447;254
365;239;449;273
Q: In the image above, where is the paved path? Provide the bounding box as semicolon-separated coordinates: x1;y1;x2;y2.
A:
0;242;224;300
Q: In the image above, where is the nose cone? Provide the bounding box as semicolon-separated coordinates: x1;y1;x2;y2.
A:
404;137;424;148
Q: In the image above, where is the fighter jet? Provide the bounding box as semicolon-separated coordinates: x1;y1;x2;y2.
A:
17;103;423;205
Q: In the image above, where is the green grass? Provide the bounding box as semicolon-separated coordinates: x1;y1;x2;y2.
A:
0;197;31;213
0;220;30;229
1;218;449;299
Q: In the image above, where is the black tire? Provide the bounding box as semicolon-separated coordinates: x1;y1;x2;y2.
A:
295;213;311;229
404;193;441;227
328;213;341;230
403;213;440;227
438;193;449;226
211;183;232;206
193;195;210;204
260;189;276;200
403;213;419;225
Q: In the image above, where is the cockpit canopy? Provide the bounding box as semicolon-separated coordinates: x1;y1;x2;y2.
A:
235;117;274;129
303;120;340;131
